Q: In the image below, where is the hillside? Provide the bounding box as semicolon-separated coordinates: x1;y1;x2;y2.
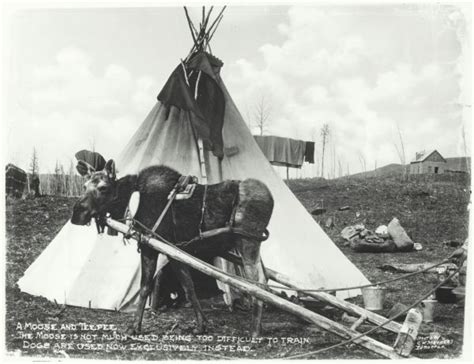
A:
446;157;471;172
346;163;405;179
5;172;471;359
346;157;470;179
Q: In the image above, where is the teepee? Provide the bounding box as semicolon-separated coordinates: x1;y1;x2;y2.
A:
18;7;369;311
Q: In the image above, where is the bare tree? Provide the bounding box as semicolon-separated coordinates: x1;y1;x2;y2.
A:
320;124;330;178
393;122;407;179
330;135;337;179
253;94;272;136
54;160;62;195
68;160;77;196
358;151;367;173
29;147;40;196
29;147;39;176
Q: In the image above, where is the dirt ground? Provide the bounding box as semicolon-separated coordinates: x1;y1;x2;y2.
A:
5;173;470;360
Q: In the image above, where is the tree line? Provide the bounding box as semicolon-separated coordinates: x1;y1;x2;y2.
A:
27;147;85;197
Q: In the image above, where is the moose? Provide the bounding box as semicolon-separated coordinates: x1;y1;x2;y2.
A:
71;160;274;337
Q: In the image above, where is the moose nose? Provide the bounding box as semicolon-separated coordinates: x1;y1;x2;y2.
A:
71;201;92;225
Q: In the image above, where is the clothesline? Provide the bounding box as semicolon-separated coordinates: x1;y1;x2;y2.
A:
254;135;315;168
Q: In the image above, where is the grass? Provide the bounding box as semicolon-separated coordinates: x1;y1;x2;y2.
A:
5;173;470;360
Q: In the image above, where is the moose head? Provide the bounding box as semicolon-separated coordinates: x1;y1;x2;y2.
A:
71;159;117;226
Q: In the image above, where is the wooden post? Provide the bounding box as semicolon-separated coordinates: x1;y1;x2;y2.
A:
106;218;407;359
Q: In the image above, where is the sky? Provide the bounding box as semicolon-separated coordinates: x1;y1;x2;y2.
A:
1;2;472;178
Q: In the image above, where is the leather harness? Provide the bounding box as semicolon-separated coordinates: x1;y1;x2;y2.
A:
97;174;269;251
151;175;269;250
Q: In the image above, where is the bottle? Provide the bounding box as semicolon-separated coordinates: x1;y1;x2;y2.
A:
393;308;423;357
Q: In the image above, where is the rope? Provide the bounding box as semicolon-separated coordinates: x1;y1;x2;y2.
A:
282;266;461;360
263;258;452;293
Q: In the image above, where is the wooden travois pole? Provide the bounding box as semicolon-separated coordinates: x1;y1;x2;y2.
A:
264;267;403;334
220;252;402;334
106;218;406;359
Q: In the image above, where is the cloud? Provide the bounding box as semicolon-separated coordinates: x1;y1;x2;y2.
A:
226;4;470;176
7;47;157;171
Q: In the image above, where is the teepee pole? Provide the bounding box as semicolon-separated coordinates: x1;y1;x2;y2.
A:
207;6;226;36
183;7;198;48
207;13;224;44
106;218;406;360
203;6;213;30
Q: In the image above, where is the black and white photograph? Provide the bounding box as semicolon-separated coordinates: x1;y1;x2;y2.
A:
1;0;472;361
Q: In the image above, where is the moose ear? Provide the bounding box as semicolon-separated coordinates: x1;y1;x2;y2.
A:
104;159;116;180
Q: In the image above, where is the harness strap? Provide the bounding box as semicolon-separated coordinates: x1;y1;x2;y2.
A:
147;177;270;252
151;192;177;233
176;226;270;250
151;175;195;234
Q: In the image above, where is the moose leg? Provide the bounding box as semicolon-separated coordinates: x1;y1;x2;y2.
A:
151;268;165;313
127;246;158;335
170;261;207;334
151;255;171;312
237;238;265;337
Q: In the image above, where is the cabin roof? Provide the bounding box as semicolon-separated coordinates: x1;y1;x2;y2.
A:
410;150;447;164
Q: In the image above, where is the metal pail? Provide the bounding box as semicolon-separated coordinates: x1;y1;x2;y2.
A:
420;299;437;323
361;286;386;312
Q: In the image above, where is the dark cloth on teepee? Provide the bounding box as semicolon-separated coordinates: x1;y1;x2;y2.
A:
157;51;225;158
304;141;315;164
75;150;106;176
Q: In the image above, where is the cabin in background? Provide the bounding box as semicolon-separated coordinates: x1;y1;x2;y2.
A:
409;150;447;174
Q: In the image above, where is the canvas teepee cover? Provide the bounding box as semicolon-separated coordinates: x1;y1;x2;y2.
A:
18;10;369;311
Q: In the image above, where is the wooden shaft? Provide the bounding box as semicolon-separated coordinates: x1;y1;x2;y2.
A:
264;267;402;334
221;252;401;334
106;218;406;359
